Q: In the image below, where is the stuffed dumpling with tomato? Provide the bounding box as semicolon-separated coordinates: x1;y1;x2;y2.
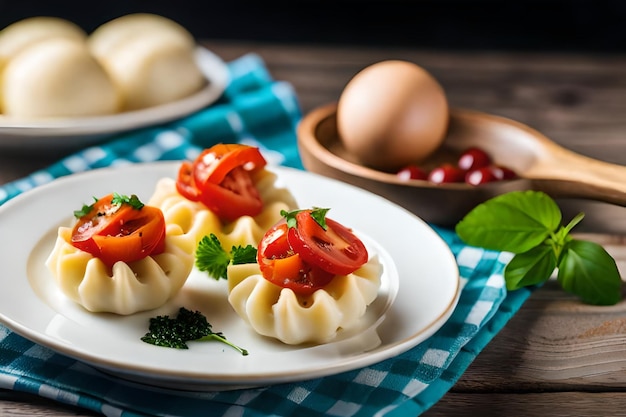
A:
147;143;297;251
226;208;383;345
45;193;195;315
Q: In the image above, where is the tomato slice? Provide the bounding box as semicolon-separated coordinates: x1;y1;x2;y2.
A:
287;210;368;276
175;161;201;202
198;167;263;222
257;219;291;260
261;253;335;296
71;194;134;254
175;144;267;222
257;220;335;295
89;207;166;267
71;194;166;267
193;144;267;187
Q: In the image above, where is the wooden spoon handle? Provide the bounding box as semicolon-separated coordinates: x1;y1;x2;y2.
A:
524;142;626;206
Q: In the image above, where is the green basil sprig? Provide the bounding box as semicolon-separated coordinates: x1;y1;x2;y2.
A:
455;190;622;305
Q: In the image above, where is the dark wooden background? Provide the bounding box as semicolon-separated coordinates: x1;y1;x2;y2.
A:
2;0;626;53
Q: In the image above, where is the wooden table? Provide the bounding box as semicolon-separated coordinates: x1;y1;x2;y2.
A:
2;40;626;416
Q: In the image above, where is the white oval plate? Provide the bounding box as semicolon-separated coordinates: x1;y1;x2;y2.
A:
0;162;460;391
0;48;229;152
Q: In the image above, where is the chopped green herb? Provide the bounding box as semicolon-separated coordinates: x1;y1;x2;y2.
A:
73;193;144;219
455;190;622;305
141;307;248;355
195;234;257;280
111;192;144;209
73;196;98;218
281;207;330;230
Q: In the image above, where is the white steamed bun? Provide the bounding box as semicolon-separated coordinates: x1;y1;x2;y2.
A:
2;37;119;118
0;16;87;68
88;13;205;111
88;13;195;60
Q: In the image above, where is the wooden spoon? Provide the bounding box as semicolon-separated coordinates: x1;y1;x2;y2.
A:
446;108;626;206
297;103;626;229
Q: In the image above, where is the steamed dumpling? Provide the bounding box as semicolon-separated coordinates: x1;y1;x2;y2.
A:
0;16;86;68
147;169;298;250
227;256;383;345
2;37;119;118
46;221;195;315
88;13;195;60
97;33;205;110
88;13;205;111
0;16;88;113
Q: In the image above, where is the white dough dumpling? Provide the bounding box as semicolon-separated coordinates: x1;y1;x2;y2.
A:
88;13;195;60
0;16;88;114
2;37;119;118
88;13;205;111
46;222;195;315
0;16;87;69
45;192;197;316
227;257;383;345
148;169;298;251
0;13;209;116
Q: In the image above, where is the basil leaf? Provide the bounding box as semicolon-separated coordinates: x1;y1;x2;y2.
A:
557;239;622;305
455;190;561;253
504;244;556;290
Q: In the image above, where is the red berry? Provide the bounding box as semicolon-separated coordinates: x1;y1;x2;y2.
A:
397;165;428;180
428;164;466;184
465;166;499;185
458;147;492;171
491;165;517;180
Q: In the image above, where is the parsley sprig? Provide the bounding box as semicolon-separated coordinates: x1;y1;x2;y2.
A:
455;190;622;305
195;234;257;279
141;307;248;355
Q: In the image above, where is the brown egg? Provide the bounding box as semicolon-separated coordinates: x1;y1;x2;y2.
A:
336;60;449;172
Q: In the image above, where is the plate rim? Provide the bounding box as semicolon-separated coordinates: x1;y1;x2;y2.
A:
0;162;461;390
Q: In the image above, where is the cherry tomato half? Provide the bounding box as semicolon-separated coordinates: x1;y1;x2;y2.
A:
257;219;291;260
287;210;368;276
198;166;264;222
175;144;268;222
257;220;335;295
71;194;166;267
71;194;134;254
175;161;201;202
193;143;267;187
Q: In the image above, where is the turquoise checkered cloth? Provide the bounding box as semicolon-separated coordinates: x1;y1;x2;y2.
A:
0;53;532;416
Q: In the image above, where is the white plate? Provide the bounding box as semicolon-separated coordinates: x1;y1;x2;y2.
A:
0;162;460;391
0;48;229;153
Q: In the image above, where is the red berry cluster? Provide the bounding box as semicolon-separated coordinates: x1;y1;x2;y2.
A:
396;147;517;185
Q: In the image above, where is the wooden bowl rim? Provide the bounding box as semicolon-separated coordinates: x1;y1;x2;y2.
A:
297;102;531;190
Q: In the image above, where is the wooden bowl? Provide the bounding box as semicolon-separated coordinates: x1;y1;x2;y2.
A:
297;102;626;228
